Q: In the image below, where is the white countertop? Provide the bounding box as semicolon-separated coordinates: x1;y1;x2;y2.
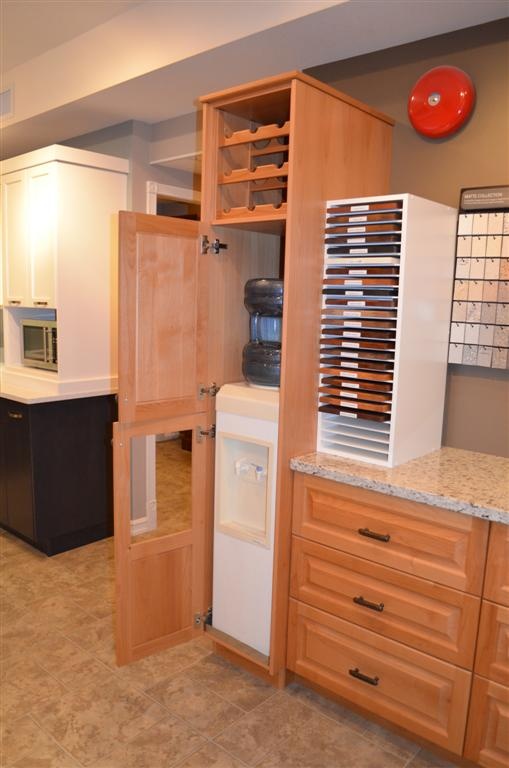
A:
291;447;509;525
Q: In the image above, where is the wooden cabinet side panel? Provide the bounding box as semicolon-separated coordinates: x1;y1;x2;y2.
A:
287;599;471;755
270;81;393;675
475;601;509;687
484;523;509;607
292;473;489;594
291;535;480;667
464;676;509;768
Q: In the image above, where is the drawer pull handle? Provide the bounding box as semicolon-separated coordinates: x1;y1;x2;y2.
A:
353;595;384;612
349;667;379;686
358;527;390;543
8;412;23;420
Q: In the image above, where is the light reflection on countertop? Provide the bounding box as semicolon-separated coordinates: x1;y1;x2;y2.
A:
290;447;509;524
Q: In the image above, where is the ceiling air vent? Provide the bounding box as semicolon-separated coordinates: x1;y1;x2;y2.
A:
0;88;13;118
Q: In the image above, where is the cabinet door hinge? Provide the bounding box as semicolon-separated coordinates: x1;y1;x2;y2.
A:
200;235;228;255
198;382;219;399
196;425;216;443
194;607;213;627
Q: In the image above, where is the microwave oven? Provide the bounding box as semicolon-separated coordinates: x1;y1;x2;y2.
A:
21;320;58;371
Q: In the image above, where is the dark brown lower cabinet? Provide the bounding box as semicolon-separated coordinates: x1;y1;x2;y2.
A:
0;395;116;555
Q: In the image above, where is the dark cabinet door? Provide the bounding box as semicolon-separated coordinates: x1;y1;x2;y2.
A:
3;400;35;541
0;400;9;526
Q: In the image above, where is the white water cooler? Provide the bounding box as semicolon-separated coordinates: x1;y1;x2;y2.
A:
212;382;279;657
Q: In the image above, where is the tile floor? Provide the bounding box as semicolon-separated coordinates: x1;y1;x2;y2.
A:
0;529;459;768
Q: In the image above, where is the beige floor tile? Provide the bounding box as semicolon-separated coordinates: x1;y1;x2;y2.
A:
148;671;245;737
1;714;80;767
18;594;97;634
407;749;459;767
89;715;206;768
64;615;117;668
175;742;247;767
214;691;325;766
285;682;367;734
255;707;407;768
32;633;115;692
114;647;189;691
360;720;421;761
188;655;276;712
30;677;168;766
1;657;68;721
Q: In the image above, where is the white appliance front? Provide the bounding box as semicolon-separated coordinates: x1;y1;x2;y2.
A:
212;383;279;657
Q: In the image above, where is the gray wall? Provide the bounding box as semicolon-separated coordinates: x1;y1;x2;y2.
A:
307;19;509;457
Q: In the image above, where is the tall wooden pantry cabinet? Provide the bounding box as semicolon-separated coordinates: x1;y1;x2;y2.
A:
113;72;394;679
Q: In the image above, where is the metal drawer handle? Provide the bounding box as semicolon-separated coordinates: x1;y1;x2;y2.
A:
353;595;384;612
8;412;23;420
349;667;379;686
358;527;390;543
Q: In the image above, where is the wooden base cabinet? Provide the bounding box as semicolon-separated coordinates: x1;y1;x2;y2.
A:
288;472;490;757
464;522;509;767
0;395;115;555
288;599;471;754
464;676;509;768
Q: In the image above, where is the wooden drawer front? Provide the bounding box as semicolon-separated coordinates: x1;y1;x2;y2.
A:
290;536;480;667
292;474;488;594
287;599;471;755
464;676;509;768
484;523;509;607
475;601;509;686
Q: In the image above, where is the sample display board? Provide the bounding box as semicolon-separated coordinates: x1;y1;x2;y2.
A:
449;186;509;369
318;194;456;467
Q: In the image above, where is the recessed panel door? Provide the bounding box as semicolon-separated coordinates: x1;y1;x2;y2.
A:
118;212;208;423
115;213;214;665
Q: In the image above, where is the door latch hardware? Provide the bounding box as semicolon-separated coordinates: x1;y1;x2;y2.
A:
201;235;228;255
357;527;391;543
198;382;219;399
349;667;380;686
196;425;216;443
353;595;384;612
194;607;213;627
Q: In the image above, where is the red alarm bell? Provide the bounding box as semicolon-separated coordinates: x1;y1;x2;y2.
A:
408;66;475;139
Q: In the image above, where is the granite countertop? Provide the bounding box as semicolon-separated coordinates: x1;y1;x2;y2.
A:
290;447;509;525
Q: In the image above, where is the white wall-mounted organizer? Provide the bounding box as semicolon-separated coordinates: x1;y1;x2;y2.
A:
448;187;509;369
317;194;457;467
212;383;279;657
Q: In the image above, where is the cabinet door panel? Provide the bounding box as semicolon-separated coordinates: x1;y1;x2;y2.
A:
3;402;35;541
118;213;206;423
291;535;480;667
464;676;509;767
292;473;488;594
287;599;471;755
2;171;28;305
27;164;56;307
484;523;509;607
475;601;509;686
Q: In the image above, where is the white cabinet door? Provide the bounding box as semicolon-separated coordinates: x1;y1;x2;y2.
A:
2;171;28;306
27;164;57;307
1;165;57;308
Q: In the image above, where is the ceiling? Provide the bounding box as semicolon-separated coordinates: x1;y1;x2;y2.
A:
1;0;508;160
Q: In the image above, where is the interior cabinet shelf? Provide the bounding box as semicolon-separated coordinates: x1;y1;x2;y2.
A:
219;162;289;185
221;121;291;147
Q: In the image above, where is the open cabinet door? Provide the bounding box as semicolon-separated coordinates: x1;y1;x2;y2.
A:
114;212;214;665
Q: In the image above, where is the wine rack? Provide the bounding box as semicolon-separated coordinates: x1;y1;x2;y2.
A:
206;87;292;227
318;194;457;467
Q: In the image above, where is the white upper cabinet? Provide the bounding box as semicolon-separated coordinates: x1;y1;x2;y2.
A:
1;145;128;396
3;161;58;308
27;163;57;307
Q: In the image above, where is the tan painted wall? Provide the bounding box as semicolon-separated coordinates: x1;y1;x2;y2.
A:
308;19;509;457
